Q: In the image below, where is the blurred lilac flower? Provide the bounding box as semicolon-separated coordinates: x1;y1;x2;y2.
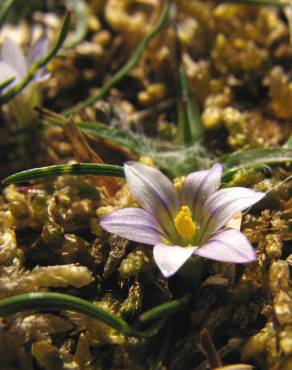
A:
0;36;49;91
100;162;265;278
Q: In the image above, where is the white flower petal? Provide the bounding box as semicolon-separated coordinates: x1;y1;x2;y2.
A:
124;162;179;238
100;207;164;245
194;228;256;263
181;163;223;223
1;37;28;79
153;243;196;278
201;187;265;240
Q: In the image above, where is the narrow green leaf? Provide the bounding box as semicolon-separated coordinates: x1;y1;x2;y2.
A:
0;293;172;338
39;111;170;155
218;0;287;7
65;0;88;49
0;12;71;105
37;12;71;68
38;107;212;177
2;163;125;184
77;121;148;153
77;123;214;177
38;108;146;153
222;147;292;180
177;88;190;146
177;65;204;145
0;292;134;336
0;0;15;27
76;122;214;177
62;0;171;116
150;326;171;370
139;295;189;323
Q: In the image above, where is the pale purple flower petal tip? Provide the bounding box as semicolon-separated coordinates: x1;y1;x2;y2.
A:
153;244;196;278
99;162;264;278
194;228;256;264
100;207;164;245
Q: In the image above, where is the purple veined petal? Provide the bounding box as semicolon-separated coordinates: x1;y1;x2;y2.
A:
1;37;28;79
181;163;223;224
0;61;20;91
194;228;256;263
124;162;179;239
27;36;49;64
153;243;197;278
27;36;50;80
100;207;165;245
201;187;265;241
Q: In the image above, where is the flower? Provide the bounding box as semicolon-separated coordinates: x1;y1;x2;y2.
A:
0;36;49;92
100;162;265;278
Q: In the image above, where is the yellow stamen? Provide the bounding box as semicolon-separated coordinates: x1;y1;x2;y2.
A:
174;205;196;243
139;156;155;167
174;176;185;192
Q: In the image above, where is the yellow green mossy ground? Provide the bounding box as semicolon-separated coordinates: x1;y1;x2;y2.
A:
0;1;291;369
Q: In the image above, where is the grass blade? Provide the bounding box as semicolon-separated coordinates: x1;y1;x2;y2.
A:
0;0;15;27
139;295;189;323
177;65;204;145
2;163;125;184
77;121;150;153
222;147;292;180
150;326;171;370
0;293;183;339
65;0;88;49
218;0;287;7
0;292;134;336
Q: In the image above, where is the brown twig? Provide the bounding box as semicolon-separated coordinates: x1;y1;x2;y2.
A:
199;328;222;369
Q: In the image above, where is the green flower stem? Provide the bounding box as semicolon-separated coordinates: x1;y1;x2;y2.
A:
62;0;171;116
2;163;125;184
139;295;189;322
0;12;71;105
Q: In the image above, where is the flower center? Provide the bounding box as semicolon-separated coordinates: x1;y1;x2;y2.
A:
174;205;196;243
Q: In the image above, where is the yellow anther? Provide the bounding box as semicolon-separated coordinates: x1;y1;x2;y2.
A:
139;156;155;167
174;177;185;192
174;205;196;243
